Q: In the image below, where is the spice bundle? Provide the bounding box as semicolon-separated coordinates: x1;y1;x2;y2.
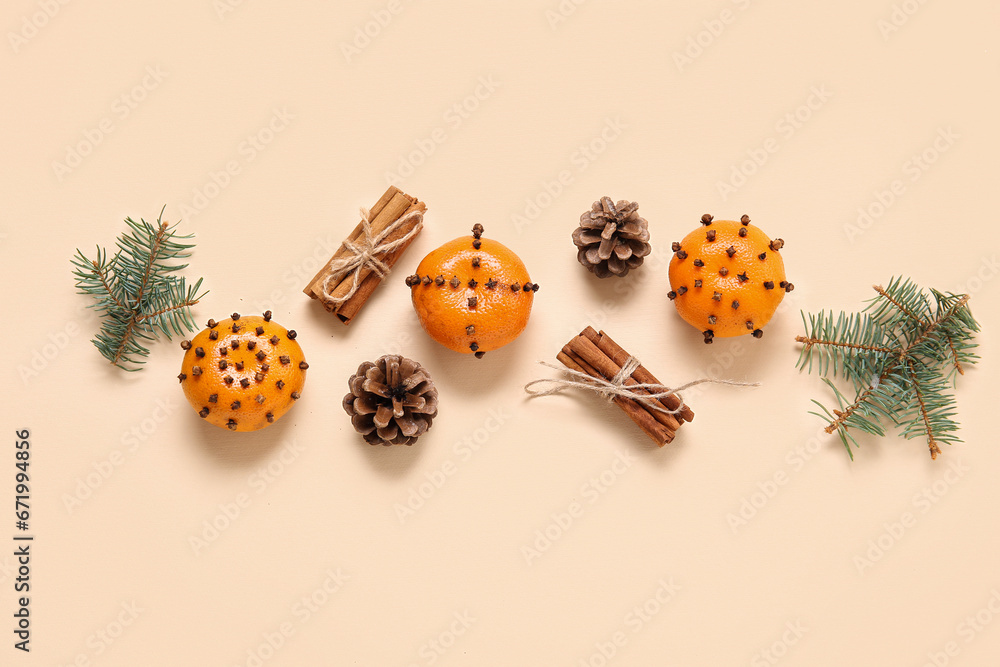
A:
304;186;425;324
558;327;694;446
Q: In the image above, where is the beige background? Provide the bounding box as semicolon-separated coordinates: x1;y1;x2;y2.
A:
3;1;999;665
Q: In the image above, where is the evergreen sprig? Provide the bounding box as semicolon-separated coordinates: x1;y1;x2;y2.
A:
795;277;979;460
71;208;207;371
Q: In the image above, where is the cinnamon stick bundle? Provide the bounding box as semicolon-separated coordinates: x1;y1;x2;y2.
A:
304;186;426;324
558;327;693;446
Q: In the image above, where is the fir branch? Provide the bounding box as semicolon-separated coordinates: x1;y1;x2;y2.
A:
72;208;207;371
797;278;979;460
873;281;927;326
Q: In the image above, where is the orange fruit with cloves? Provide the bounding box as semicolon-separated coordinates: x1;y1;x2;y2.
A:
407;224;537;358
668;214;792;343
177;311;307;431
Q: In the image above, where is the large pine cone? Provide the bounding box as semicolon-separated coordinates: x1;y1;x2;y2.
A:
342;355;438;446
572;197;651;278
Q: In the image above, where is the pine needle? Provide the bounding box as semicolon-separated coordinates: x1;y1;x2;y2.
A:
795;277;979;460
71;207;207;371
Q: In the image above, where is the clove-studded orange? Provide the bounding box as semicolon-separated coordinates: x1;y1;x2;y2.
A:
177;312;307;431
668;215;792;343
407;224;537;357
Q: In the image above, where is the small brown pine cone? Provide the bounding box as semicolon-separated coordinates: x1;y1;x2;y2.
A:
342;355;438;446
572;196;651;278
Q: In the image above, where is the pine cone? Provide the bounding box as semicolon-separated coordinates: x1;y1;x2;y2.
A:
572;197;651;278
342;355;438;446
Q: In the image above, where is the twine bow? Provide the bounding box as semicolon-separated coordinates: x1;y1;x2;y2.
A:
320;207;424;306
524;359;759;414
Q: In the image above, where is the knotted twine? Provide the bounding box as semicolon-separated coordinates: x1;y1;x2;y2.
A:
320;207;424;306
524;359;759;415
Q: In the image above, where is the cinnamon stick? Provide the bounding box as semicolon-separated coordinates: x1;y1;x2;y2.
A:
564;336;681;434
304;186;426;324
581;327;695;423
556;350;673;446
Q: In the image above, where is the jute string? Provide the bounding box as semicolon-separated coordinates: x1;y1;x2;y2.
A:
524;360;759;415
320;207;424;306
